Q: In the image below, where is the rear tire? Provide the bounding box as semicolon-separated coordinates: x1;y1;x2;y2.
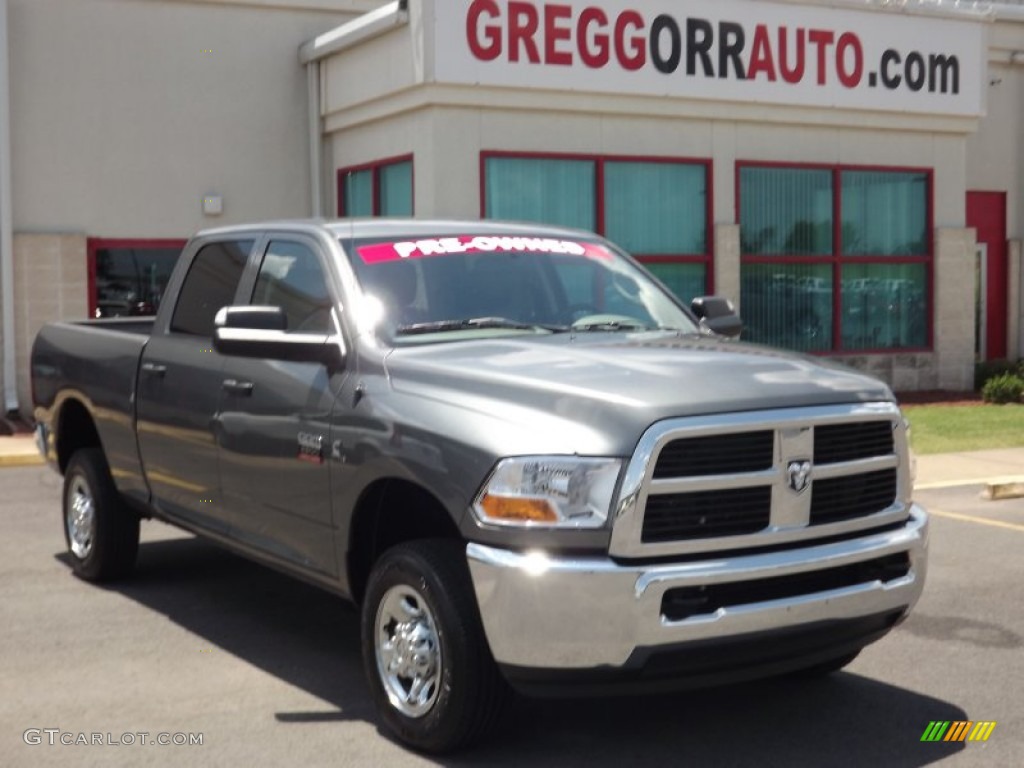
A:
63;448;139;582
361;540;509;753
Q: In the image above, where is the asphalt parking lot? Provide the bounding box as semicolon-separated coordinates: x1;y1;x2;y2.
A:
1;465;1021;767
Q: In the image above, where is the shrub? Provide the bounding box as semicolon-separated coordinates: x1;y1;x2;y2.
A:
981;372;1024;404
974;359;1020;391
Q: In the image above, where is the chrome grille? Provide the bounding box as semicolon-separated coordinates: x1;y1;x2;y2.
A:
610;403;909;559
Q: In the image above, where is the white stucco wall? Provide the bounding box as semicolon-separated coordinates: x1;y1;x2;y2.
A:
8;0;360;237
2;0;373;415
966;17;1024;358
967;19;1024;239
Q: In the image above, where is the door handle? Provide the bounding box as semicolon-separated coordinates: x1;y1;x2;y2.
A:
222;379;255;396
141;362;167;377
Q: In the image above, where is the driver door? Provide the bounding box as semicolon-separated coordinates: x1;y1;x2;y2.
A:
215;236;342;575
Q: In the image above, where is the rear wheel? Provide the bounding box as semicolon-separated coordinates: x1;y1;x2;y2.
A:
63;448;139;581
361;540;508;753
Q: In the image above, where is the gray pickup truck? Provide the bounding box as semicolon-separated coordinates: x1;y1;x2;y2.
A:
32;219;928;753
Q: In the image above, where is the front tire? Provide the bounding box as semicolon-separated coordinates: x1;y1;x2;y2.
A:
63;448;139;582
361;540;508;753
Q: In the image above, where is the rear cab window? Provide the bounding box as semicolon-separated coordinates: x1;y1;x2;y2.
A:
170;239;254;336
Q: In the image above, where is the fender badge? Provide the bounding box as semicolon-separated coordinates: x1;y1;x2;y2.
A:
297;432;324;465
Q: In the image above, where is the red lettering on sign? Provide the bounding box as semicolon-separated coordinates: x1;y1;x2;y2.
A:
836;32;863;88
747;24;777;82
778;27;806;84
614;10;645;71
466;0;502;61
808;29;834;85
578;7;610;68
544;4;573;66
508;2;541;64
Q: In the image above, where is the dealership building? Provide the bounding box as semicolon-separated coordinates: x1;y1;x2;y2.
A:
2;0;1024;418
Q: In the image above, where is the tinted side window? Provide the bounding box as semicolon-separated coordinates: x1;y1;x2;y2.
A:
251;241;332;333
170;240;253;336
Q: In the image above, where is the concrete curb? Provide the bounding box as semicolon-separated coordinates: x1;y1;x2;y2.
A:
0;434;43;468
983;481;1024;501
0;453;44;468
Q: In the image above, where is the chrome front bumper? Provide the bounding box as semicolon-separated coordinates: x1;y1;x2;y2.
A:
467;506;928;671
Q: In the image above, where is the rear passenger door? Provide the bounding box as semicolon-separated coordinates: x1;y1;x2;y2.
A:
136;237;254;532
215;237;342;575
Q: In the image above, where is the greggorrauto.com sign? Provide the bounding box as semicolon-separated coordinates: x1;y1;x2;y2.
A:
433;0;986;116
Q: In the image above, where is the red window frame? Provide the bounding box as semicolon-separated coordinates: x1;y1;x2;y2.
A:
735;161;934;353
87;238;188;319
336;154;414;216
480;150;714;293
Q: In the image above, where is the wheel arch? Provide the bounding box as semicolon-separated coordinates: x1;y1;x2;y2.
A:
55;398;103;473
347;477;463;605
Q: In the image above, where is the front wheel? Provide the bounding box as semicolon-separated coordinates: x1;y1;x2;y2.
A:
63;448;139;581
361;540;508;753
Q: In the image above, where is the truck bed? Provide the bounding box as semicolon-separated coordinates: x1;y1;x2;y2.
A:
32;319;152;501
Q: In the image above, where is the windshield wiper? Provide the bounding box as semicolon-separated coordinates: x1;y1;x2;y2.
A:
394;317;566;336
570;320;656;332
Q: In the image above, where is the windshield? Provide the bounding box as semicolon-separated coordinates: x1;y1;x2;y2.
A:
343;234;700;343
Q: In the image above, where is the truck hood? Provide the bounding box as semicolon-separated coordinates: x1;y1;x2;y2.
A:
382;332;894;456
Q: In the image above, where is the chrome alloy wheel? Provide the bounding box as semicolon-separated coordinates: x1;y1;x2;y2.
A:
66;475;96;560
374;584;442;718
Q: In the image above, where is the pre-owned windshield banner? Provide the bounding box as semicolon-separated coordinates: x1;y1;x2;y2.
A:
435;0;985;116
357;236;612;263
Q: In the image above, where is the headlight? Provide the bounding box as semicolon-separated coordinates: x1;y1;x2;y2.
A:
472;457;622;529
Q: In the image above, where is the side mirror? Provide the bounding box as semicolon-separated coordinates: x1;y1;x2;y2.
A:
217;305;287;331
213;306;346;368
691;296;743;338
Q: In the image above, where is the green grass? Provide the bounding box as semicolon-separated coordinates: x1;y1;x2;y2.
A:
903;404;1024;455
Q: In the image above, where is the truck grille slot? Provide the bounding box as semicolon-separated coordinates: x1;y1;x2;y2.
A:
642;487;771;542
814;421;893;464
653;431;773;478
811;469;898;524
660;552;911;621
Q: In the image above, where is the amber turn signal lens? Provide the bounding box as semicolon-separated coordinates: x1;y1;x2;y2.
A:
477;493;558;523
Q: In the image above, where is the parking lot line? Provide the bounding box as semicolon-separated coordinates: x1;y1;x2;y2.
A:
928;508;1024;533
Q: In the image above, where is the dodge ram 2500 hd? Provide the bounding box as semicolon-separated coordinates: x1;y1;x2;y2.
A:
32;219;928;753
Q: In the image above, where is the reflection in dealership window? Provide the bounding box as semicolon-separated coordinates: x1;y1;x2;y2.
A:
739;165;930;352
483;153;711;304
92;245;183;318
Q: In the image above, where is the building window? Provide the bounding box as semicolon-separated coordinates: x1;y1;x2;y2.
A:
337;156;413;217
88;239;187;318
739;164;930;353
482;152;711;301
